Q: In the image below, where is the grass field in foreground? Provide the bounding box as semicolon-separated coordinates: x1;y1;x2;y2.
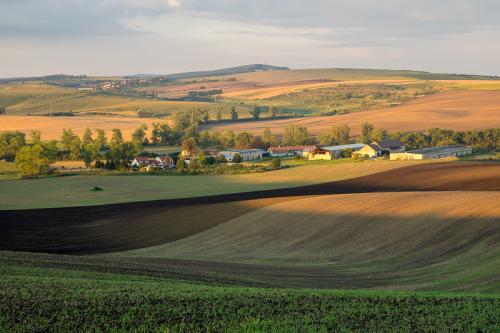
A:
0;259;498;332
0;160;428;209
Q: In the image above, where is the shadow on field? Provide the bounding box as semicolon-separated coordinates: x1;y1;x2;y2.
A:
0;162;499;255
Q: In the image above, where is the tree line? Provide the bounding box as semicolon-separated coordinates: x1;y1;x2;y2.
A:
1;112;498;177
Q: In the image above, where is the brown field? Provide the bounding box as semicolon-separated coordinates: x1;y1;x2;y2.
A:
0;162;498;290
221;79;420;100
205;91;500;135
1;162;498;254
128;191;500;264
144;68;424;100
0;115;157;140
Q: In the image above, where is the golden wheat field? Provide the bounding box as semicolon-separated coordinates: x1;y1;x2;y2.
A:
206;91;500;135
0;115;156;140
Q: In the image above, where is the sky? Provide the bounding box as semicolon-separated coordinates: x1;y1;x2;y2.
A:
1;0;499;77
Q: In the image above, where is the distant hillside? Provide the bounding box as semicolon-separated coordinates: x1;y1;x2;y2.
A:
163;64;290;80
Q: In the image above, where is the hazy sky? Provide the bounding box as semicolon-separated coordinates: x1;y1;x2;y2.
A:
1;0;499;77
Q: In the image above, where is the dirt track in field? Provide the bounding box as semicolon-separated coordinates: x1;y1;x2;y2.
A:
0;162;499;255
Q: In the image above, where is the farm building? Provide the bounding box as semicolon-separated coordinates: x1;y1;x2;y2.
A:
307;148;333;161
219;149;265;162
131;156;174;170
268;145;317;157
390;145;472;160
352;144;382;158
372;139;406;153
321;143;365;158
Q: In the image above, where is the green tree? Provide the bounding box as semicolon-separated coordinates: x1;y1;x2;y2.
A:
109;129;124;167
342;148;353;158
331;124;351;145
14;144;50;178
182;137;198;156
270;107;279;118
0;107;6;115
151;122;172;145
188;159;200;174
61;128;78;150
197;151;207;166
271;158;281;169
263;127;277;146
30;130;42;145
41;140;59;162
80;145;94;168
230;107;239;121
250;107;262;120
132;124;148;145
360;122;374;144
198;130;211;148
216;109;223;121
176;157;185;172
232;153;242;163
82;128;93;145
69;136;82;160
221;130;235;149
235;131;253;149
95;129;107;149
0;131;26;161
283;125;311;146
373;128;388;142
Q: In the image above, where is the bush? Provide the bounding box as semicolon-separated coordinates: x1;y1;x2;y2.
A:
14;144;50;178
232;153;242;163
271;158;282;169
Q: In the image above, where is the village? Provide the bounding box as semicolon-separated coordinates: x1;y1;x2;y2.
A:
130;139;473;172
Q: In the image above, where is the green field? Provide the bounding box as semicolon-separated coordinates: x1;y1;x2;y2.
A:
0;84;220;117
1;161;499;331
0;254;498;332
0;160;425;209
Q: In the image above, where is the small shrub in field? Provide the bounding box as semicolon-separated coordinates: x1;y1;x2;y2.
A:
271;158;282;169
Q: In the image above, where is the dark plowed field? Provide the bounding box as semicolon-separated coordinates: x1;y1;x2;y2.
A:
1;162;499;254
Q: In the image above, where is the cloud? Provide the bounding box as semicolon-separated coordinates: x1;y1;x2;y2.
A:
167;0;180;8
0;0;499;76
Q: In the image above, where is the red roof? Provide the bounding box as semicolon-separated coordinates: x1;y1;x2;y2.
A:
157;156;173;163
268;145;316;153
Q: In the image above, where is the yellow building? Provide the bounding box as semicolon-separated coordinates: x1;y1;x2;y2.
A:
390;145;472;160
352;144;381;158
307;149;333;160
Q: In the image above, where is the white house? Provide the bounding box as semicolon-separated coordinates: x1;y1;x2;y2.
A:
268;145;317;157
218;149;264;162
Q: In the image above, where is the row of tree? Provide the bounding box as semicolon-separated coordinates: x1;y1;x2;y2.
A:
0;128;142;177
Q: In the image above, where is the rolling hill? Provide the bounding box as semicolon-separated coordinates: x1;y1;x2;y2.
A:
1;162;499;293
206;90;500;135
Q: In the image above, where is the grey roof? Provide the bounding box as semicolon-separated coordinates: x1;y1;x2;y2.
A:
374;139;404;149
407;145;471;155
322;143;365;151
369;144;382;151
220;149;265;154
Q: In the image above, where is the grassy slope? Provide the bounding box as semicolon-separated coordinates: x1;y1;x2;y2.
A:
0;258;498;332
0;84;218;116
0;160;425;209
123;192;500;292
